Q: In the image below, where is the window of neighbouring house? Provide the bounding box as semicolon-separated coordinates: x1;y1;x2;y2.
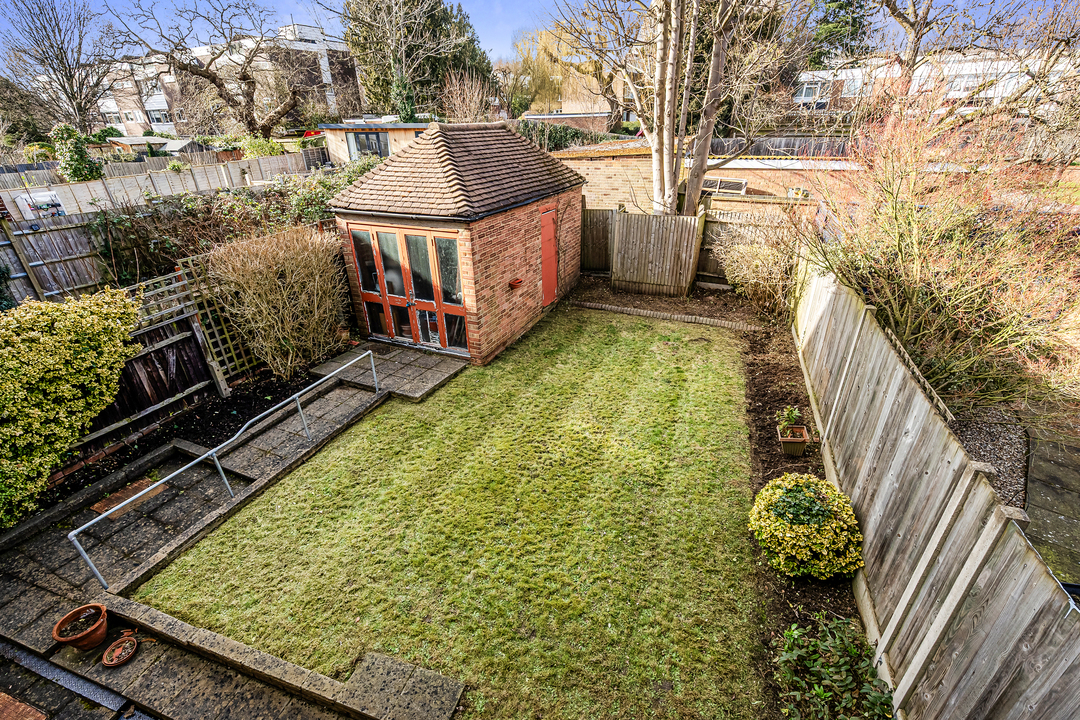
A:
147;109;171;123
346;131;390;159
103;112;122;124
794;82;823;102
948;74;980;94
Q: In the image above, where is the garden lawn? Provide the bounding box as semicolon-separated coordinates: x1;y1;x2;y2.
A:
136;308;763;719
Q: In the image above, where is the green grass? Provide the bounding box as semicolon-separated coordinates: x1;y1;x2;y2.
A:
136;308;765;719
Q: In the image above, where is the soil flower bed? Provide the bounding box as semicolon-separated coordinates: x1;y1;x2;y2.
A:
135;308;765;719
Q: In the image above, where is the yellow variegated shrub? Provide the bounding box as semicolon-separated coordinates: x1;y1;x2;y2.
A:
749;473;864;580
0;290;138;527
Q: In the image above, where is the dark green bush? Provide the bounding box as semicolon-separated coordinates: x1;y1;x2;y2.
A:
775;615;894;720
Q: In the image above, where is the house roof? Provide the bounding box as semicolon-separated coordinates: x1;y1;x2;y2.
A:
332;121;585;220
319;123;431;131
162;139;202;153
551;138;651;159
109;136;172;147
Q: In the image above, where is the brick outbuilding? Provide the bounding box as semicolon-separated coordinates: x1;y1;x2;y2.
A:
331;121;584;365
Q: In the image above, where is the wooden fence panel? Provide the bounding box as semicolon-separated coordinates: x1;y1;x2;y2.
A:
580;209;614;271
793;264;1080;719
73;272;225;453
610;211;704;295
1;215;105;300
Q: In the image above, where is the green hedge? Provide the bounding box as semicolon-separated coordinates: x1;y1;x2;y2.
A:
510;119;619;152
0;290;138;527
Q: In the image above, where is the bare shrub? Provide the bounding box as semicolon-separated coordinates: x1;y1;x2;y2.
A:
208;227;348;379
802;96;1080;412
711;212;798;318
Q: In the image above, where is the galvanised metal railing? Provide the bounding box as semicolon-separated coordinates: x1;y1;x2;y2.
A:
69;351;379;589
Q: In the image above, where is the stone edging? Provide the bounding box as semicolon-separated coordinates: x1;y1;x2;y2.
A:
569;301;763;332
102;595;380;720
0;443;176;553
108;388;390;597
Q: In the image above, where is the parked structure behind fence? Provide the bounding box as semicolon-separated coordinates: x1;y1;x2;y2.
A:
794;265;1080;720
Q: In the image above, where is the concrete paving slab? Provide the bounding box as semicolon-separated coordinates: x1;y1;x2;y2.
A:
385;666;464;720
341;653;415;719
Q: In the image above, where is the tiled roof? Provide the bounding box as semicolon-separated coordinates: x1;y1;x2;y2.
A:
331;122;585;219
551;138;651;159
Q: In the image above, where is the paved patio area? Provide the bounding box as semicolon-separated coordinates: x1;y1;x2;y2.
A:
0;358;466;720
312;342;468;402
1026;431;1080;584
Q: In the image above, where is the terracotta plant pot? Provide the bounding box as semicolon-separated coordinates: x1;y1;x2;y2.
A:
777;426;810;457
102;630;139;667
52;604;108;651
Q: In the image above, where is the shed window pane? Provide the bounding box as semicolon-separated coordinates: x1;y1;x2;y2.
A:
377;232;405;297
351;230;379;294
405;234;434;301
365;302;387;335
444;314;467;350
434;237;462;305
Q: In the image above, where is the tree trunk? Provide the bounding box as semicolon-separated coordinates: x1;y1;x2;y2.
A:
651;0;671;214
682;29;729;216
661;0;683;213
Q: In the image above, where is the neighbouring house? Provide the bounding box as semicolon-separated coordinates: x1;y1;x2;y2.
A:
331;121;584;365
95;23;362;137
319;122;431;164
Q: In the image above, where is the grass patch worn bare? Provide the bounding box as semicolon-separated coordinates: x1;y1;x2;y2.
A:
135;308;762;719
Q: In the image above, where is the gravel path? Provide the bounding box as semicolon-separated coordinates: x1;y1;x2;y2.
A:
950;408;1028;508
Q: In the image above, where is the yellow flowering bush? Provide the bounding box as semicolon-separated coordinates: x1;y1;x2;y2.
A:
749;473;864;580
0;290;138;527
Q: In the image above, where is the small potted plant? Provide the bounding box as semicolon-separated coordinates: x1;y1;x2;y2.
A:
52;603;108;651
776;406;810;457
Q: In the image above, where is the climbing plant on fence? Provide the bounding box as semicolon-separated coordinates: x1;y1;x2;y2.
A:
0;290;139;527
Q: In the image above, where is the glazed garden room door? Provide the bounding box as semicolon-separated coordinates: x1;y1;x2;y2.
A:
348;225;469;353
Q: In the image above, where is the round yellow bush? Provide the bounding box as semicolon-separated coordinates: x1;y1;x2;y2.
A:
749;473;864;580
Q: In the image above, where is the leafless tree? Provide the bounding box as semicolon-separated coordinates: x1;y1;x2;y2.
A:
442;71;492;122
863;0;1080;166
554;0;813;215
109;0;320;138
0;0;115;133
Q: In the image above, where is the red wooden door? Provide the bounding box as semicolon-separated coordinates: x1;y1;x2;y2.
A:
541;207;558;306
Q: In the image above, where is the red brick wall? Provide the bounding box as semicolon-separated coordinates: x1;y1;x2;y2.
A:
337;217;372;336
463;188;582;364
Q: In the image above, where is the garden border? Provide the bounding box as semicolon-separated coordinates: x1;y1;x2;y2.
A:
569;300;762;331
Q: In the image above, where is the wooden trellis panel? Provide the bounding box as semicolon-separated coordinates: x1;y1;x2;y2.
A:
176;254;257;378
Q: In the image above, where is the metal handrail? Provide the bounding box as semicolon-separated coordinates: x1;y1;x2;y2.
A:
68;350;379;589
